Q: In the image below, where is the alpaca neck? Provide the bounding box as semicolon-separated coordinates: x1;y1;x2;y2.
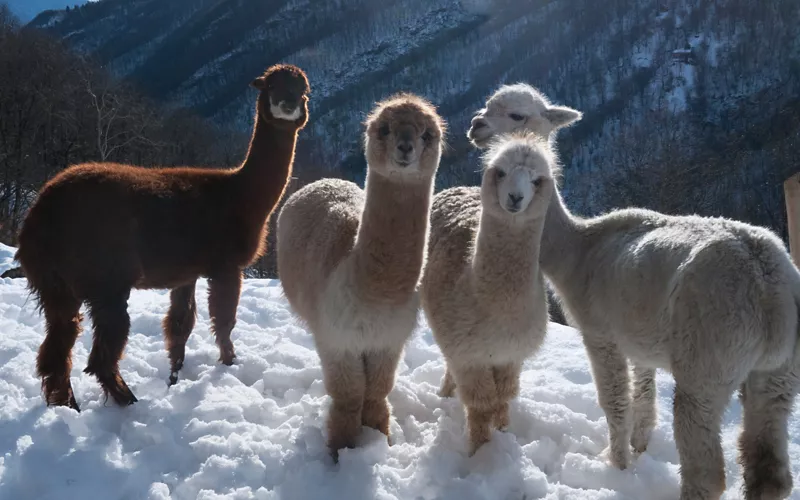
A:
539;190;585;287
235;114;298;215
472;209;544;303
351;170;434;304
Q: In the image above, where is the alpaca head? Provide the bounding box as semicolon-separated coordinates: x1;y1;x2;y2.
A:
364;93;446;182
467;83;582;148
251;63;311;129
480;132;557;221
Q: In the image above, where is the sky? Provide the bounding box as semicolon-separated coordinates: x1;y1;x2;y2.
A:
6;0;94;22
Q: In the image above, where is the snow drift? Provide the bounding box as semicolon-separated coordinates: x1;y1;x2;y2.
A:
0;277;799;499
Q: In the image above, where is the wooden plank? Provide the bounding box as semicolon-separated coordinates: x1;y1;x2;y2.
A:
784;172;800;266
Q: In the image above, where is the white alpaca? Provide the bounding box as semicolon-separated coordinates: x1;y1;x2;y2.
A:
467;83;582;148
468;83;800;500
468;83;581;325
421;133;556;455
276;93;445;459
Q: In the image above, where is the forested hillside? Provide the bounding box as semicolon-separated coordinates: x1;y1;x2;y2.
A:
13;0;800;268
0;4;245;245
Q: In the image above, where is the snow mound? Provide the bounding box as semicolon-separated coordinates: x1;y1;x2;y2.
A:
0;243;17;275
0;279;799;499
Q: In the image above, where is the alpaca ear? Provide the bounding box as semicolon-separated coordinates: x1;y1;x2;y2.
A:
542;105;582;129
251;76;268;90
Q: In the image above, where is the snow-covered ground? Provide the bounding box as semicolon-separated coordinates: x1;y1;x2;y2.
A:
1;277;799;499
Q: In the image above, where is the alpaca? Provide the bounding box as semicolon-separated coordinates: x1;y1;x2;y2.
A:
15;63;310;412
276;93;445;458
467;83;581;326
468;85;800;500
421;132;556;455
467;83;582;148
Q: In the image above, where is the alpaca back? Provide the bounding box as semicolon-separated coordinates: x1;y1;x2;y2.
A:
422;186;482;315
276;178;363;327
554;207;800;371
17;162;270;291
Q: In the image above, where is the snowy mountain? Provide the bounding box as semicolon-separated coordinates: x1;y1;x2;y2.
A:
28;0;800;233
2;274;800;498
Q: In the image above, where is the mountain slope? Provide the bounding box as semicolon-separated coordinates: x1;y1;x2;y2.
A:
30;0;800;234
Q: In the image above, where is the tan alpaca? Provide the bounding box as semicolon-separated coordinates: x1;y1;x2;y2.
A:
421;133;556;455
276;93;445;458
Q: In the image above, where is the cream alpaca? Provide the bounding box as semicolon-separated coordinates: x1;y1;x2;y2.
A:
276;93;445;458
469;83;800;500
421;133;556;455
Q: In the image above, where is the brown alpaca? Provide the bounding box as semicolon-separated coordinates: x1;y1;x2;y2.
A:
15;64;310;412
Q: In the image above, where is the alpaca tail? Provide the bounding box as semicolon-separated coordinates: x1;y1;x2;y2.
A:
14;202;68;312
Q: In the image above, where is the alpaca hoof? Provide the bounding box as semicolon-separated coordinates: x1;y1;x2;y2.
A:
219;344;236;366
602;444;630;470
468;443;484;457
105;381;138;406
168;370;180;387
328;441;356;464
438;386;455;398
744;462;793;499
68;393;81;412
630;428;651;454
468;437;490;457
44;385;81;412
45;392;81;412
113;391;138;406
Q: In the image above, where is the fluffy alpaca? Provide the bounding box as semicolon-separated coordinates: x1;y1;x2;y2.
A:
467;83;582;148
15;64;310;411
276;93;445;458
468;83;581;325
468;84;800;500
421;133;556;455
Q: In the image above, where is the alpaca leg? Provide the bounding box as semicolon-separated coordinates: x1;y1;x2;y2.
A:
84;292;137;406
36;288;83;411
492;363;521;431
207;272;241;366
583;337;632;469
455;365;498;456
630;366;657;453
163;281;197;386
439;367;457;398
672;382;731;500
320;350;366;460
362;349;402;441
737;368;797;500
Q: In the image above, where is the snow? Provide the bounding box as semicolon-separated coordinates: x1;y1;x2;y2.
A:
0;243;18;275
1;276;800;499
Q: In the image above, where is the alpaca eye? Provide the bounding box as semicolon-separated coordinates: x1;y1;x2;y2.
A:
532;178;542;187
496;170;506;179
379;124;390;137
509;113;525;122
422;130;433;142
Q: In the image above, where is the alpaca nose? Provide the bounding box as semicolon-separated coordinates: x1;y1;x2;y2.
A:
397;142;414;155
471;116;487;130
508;193;523;210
